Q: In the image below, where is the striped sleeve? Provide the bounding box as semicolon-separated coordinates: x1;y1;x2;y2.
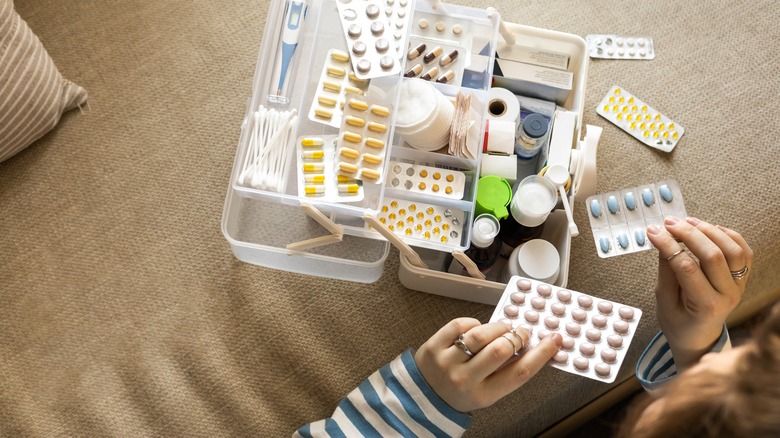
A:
636;324;731;392
294;349;471;438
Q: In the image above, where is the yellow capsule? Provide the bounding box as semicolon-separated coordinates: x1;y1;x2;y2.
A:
303;163;324;173
380;217;386;224
304;185;326;196
323;81;341;93
390;201;398;208
628;97;635;104
433;172;441;180
658;123;665;130
304;174;326;184
348;99;369;111
339;162;359;174
445;186;453;195
433;227;440;235
398;209;406;216
361;169;381;180
418;182;426;190
340;147;360;159
337;175;352;183
622;106;629;113
349;72;368;84
397;221;404;228
407;216;414;223
442;223;450;231
362;154;383;165
645;114;651;121
441;236;448;243
434;215;442;223
432;184;440;192
649;123;656;130
603;104;610;112
318;96;337;107
672;131;679;140
425;219;432;227
654;114;661;121
389;213;397;220
427;207;434;215
626;114;633;121
367;122;387;133
424;231;431;239
303;151;325;160
419;170;428;178
417;212;424;219
381;205;389;212
409;204;417;212
641;105;648;113
338;184;360;194
314;108;333;120
405;228;413;236
370;105;391;117
631;105;638;113
640;123;646;130
669;123;675;130
612;105;619;112
446;175;454;182
619;97;625;103
388;225;395;231
643;131;650;138
615;88;621;95
343;132;363;144
616;113;623;121
653;131;659;138
301;137;324;147
609;96;615;103
344;86;364;96
327;66;346;78
365;138;385;149
415;224;423;232
331;50;350;62
631;122;637;130
663;131;669;139
346;116;366;128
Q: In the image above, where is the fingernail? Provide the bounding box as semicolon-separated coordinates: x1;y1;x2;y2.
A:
686;217;702;226
664;216;680;225
647;224;663;235
551;333;563;347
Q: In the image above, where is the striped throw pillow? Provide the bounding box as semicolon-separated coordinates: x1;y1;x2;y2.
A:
0;0;87;163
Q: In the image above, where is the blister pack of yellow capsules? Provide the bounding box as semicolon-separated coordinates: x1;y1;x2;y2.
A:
596;86;684;153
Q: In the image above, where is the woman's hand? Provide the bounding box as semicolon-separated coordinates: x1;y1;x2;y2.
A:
413;318;562;413
646;216;753;371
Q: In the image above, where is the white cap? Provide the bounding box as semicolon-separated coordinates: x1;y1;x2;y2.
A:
510;175;558;227
516;239;560;284
471;214;500;248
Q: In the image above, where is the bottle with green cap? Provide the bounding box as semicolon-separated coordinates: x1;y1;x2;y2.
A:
474;175;512;220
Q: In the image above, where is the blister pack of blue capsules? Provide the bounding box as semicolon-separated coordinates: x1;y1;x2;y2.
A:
586;180;687;258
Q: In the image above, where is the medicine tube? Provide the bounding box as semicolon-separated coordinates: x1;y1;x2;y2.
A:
497;175;558;248
515;113;549;159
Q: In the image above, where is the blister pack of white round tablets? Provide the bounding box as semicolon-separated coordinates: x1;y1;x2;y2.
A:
335;0;407;80
385;161;466;200
489;276;643;383
309;50;371;128
596;85;685;153
586;179;687;258
374;198;465;247
586;35;655;60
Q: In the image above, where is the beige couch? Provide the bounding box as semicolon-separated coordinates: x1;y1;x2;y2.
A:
2;0;779;436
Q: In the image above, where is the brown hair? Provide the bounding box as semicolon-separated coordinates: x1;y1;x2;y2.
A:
619;302;780;437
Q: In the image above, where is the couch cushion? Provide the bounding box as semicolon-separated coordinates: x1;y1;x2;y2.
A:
0;0;87;163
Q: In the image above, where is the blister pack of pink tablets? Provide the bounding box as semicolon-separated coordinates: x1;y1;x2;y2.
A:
489;276;643;383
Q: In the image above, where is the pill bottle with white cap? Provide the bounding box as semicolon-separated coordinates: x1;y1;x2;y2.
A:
462;214;502;272
497;175;558;249
500;238;561;284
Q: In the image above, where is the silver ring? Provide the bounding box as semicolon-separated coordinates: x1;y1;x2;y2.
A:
665;249;684;262
730;265;749;279
453;334;474;358
501;334;518;356
509;330;525;355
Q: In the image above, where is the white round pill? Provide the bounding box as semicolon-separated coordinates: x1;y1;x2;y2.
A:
580;342;596;357
627;38;635;46
586;329;602;343
418;19;429;29
516;279;532;291
357;58;371;73
544;316;560;330
574;357;589;371
598;301;613;315
607;334;623;349
375;39;390;53
578;295;593;309
601;348;617;363
371;22;385;36
553;351;569;364
619;307;635;321
592;315;608;329
385;6;393;16
531;297;546;310
537;284;553;297
637;38;646;47
607;49;614;56
562;336;575;351
572;309;588;323
616;37;624;46
452;24;463;35
524;310;539;324
566;323;581;336
551;303;566;316
366;4;380;18
400;0;408;6
613;320;630;335
397;9;406;18
504;304;520;318
618;49;625;56
435;21;446;32
595;363;611;377
348;24;362;39
510;292;526;305
556;289;572;303
379;55;394;70
353;41;367;56
639;50;648;57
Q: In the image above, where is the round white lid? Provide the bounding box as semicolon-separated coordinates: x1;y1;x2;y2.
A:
471;214;500;248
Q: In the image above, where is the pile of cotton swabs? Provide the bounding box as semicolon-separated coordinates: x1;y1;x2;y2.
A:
239;106;299;192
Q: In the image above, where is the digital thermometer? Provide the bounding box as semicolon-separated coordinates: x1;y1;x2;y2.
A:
271;0;308;101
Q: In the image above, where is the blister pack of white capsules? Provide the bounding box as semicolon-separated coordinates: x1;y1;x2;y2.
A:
335;94;393;183
375;198;465;247
403;12;473;86
386;161;466;200
309;50;371;128
597;86;685;153
586;35;655;60
586;179;687;258
335;0;409;79
489;276;643;383
295;135;364;202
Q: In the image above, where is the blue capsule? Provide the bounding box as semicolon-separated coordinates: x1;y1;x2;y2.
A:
634;230;646;246
659;185;673;203
590;199;602;218
625;192;637;211
599;236;611;253
607;196;620;214
642;188;655;207
617;234;629;249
